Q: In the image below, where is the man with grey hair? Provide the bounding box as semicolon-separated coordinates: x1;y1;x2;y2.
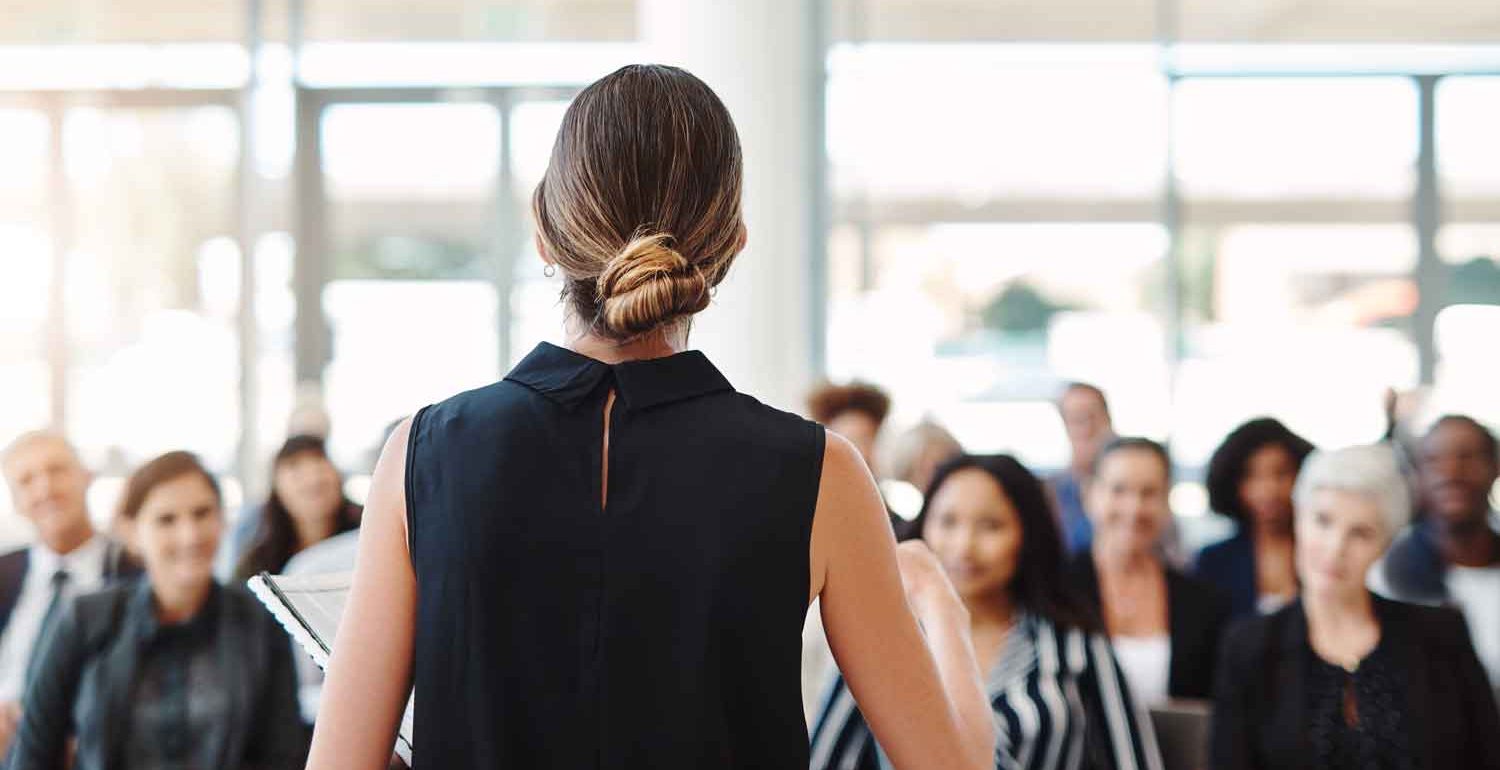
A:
1373;414;1500;702
0;431;140;752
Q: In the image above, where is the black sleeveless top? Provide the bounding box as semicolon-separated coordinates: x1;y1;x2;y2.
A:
405;342;825;769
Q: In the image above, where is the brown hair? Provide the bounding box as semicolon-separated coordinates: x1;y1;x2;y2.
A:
117;451;222;521
532;64;746;340
807;382;892;427
234;434;360;582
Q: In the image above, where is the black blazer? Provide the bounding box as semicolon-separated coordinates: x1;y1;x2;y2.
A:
1211;595;1500;770
0;540;142;634
1066;554;1231;699
7;580;308;770
1194;531;1262;620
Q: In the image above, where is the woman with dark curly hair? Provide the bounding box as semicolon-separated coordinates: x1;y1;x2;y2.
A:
1195;418;1315;618
806;381;891;476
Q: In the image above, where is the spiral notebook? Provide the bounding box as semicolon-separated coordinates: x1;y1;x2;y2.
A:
247;571;415;765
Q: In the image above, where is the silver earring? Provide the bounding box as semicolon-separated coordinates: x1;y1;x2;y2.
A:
543;263;557;278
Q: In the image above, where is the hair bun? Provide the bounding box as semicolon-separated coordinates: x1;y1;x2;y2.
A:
595;233;711;339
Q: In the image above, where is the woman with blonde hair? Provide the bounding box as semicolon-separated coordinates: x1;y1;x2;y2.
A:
305;65;994;769
1211;444;1500;769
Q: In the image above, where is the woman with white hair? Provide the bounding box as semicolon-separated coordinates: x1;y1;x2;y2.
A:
1211;444;1500;769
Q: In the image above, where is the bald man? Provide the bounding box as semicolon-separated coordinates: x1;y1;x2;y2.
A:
0;431;139;751
1375;415;1500;702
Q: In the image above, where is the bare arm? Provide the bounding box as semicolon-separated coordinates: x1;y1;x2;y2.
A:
304;419;416;770
810;432;995;770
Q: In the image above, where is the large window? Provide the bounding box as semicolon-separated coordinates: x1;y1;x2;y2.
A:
1171;78;1421;468
61;105;244;471
0;108;52;446
826;45;1169;471
3;16;1499;547
1172;78;1417;200
1433;77;1500;427
824;61;1459;533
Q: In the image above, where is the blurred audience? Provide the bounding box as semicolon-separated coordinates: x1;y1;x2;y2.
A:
883;419;963;498
7;451;308;769
9;387;1495;769
1212;443;1500;770
807;381;890;475
807;382;904;533
1372;414;1500;701
1048;382;1115;556
0;432;141;755
1196;418;1316;619
231;435;361;583
1066;437;1230;704
812;455;1162;770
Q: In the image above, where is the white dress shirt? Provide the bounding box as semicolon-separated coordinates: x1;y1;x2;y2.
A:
1112;633;1172;706
1447;564;1500;701
0;535;110;701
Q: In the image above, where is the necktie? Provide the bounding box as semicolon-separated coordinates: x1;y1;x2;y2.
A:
25;569;70;689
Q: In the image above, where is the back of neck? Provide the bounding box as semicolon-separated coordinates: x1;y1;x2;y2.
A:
567;321;687;364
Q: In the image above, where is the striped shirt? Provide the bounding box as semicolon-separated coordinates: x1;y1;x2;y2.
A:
809;613;1164;770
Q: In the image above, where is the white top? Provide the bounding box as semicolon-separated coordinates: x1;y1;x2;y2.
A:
1447;564;1500;698
0;535;109;701
1111;634;1172;706
280;529;363;723
1256;592;1294;615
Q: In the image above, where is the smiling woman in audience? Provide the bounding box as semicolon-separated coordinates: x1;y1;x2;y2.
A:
1066;437;1231;705
232;435;361;582
1211;444;1500;770
812;455;1164;770
8;451;307;770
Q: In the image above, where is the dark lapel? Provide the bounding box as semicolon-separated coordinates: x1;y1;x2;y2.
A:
1225;531;1260;617
1267;602;1311;768
1376;597;1433;770
1068;552;1104;607
214;587;251;767
0;549;30;632
100;581;155;765
1164;569;1191;694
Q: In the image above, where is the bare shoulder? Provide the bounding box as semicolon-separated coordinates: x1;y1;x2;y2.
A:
384;416;415;463
369;415;416;547
809;429;890;600
819;429;874;499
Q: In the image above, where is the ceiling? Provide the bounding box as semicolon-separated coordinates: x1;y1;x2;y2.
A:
0;0;1496;44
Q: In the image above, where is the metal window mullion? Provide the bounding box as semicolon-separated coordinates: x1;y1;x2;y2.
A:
1414;74;1442;386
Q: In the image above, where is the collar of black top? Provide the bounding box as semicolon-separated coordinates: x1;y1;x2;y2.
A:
504;342;734;413
131;579;223;648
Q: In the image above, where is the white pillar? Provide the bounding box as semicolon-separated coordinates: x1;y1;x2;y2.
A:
640;0;824;414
